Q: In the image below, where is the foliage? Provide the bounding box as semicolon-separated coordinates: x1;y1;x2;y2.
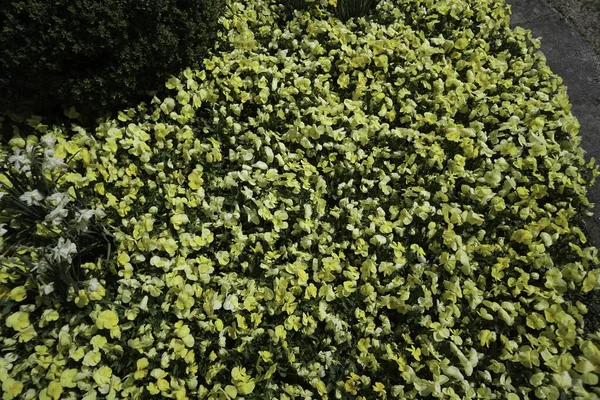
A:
282;0;378;20
1;0;600;399
335;0;378;21
0;134;114;304
0;0;227;128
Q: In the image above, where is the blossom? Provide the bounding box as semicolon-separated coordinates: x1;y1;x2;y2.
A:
45;207;69;226
42;155;67;171
96;310;119;330
6;311;30;331
37;282;53;296
50;237;78;263
74;209;106;230
19;189;44;206
40;134;56;149
88;278;101;292
46;192;71;207
1;378;24;400
8;150;31;173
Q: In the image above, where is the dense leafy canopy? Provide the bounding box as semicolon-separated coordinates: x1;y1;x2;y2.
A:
1;0;600;399
0;0;226;127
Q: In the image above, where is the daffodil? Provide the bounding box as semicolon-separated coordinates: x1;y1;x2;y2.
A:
18;189;44;206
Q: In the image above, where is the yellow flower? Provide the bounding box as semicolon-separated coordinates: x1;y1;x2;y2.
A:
176;291;194;311
1;378;23;400
96;310;119;330
478;329;496;347
409;345;421;361
69;347;85;361
135;358;149;379
170;213;190;230
225;385;238;399
188;169;204;190
117;252;130;266
305;283;317;299
83;350;102;367
47;381;63;400
8;286;27;302
60;369;78;388
337;73;350;89
6;311;30;331
150;369;170;392
237;380;255;395
95;182;105;195
159;237;179;256
175;323;195;347
74;289;90;308
91;335;108;350
274;325;286;340
18;325;37;342
93;366;113;385
373;382;386;393
345;379;359;395
39;309;59;327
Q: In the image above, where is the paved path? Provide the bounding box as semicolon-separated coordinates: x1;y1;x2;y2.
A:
504;0;600;249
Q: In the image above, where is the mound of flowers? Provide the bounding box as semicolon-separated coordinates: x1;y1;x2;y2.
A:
1;0;600;399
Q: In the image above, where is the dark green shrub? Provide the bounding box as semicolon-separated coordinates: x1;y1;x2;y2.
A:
0;0;226;127
336;0;377;21
281;0;378;22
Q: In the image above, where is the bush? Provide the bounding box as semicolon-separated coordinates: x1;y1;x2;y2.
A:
0;0;227;127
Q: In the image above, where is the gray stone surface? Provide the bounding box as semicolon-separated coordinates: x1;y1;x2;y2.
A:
542;0;600;57
505;0;600;249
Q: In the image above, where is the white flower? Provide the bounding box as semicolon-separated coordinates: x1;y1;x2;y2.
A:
43;148;55;158
45;207;69;226
8;150;31;173
47;192;71;207
51;237;78;263
42;155;66;171
19;190;45;206
88;278;100;292
75;209;97;224
40;282;55;295
40;134;56;149
31;259;50;274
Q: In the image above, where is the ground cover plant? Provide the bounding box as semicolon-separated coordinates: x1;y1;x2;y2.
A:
2;0;600;399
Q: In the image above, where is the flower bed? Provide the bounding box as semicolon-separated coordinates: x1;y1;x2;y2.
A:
1;0;600;399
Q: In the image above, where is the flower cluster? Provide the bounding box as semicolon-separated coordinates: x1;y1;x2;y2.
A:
0;131;113;304
1;0;600;399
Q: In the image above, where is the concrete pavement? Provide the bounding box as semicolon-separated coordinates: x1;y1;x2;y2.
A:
504;0;600;250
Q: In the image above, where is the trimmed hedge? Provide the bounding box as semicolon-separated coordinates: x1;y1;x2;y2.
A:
0;0;226;126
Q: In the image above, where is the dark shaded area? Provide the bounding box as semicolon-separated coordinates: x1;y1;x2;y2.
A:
0;0;226;132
